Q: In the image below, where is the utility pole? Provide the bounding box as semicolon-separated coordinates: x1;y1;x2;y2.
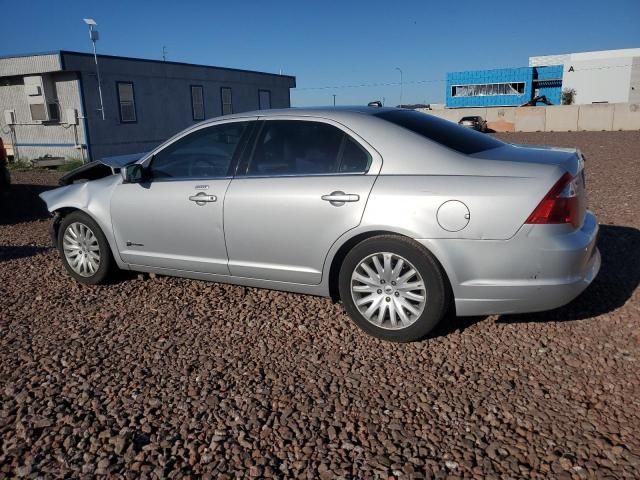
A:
83;18;105;120
332;94;336;106
162;46;167;62
395;67;403;107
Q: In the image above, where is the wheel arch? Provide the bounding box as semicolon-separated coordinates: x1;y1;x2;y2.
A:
51;206;82;244
51;206;126;270
327;230;455;314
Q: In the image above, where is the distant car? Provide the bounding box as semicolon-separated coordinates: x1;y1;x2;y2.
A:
0;138;10;190
40;107;600;342
458;115;487;132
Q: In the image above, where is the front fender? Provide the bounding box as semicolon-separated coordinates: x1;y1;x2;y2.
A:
38;175;129;270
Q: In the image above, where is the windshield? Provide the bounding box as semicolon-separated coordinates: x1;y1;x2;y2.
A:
375;110;504;155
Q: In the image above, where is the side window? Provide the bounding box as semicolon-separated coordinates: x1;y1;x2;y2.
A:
247;121;346;176
150;122;248;180
339;137;372;173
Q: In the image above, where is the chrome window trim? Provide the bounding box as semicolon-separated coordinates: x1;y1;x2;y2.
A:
239;116;379;178
237;172;374;180
138;116;260;168
149;175;233;183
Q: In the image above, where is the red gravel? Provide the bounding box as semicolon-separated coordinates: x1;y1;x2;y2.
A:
1;131;639;479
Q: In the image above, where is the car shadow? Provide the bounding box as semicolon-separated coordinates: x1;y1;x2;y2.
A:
0;245;50;262
0;183;53;225
432;224;640;336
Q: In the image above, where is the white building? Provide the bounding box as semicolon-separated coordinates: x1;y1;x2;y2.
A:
0;51;296;162
529;48;640;105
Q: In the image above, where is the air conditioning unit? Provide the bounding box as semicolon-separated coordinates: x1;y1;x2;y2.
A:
24;75;59;122
65;108;79;125
4;109;16;125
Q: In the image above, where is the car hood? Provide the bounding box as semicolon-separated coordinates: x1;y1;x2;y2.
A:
98;152;149;168
58;152;147;186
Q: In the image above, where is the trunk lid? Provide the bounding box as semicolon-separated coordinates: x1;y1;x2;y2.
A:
472;143;587;228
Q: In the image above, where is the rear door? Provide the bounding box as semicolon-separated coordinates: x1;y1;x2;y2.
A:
223;117;381;284
110;120;254;274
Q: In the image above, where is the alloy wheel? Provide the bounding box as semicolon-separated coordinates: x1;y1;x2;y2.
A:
350;252;427;330
63;222;101;277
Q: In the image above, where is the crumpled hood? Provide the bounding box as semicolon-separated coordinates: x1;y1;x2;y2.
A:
98;152;148;168
58;152;148;186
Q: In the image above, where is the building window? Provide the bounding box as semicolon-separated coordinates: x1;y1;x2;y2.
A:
116;82;137;123
221;87;233;115
191;85;205;121
451;82;526;97
258;89;271;110
48;102;60;122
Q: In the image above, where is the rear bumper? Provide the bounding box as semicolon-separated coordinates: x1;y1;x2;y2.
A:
417;211;601;316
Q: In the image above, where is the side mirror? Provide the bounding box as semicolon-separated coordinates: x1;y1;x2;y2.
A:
121;164;145;184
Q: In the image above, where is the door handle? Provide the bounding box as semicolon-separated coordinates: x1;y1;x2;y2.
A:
321;191;360;206
189;192;217;205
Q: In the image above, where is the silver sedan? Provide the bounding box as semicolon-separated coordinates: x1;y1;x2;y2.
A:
40;107;600;342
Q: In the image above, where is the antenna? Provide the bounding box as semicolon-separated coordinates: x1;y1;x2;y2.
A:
83;18;105;120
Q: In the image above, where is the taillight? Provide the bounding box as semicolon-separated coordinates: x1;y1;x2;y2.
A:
526;172;580;227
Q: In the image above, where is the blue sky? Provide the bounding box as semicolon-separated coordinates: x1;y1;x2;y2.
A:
2;0;639;106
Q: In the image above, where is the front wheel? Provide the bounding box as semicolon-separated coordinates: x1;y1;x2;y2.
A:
58;211;113;284
339;235;449;342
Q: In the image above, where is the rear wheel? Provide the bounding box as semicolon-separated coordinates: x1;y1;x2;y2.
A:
58;211;113;284
339;235;449;342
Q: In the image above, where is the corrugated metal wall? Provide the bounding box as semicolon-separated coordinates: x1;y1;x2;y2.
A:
0;70;87;162
62;53;296;160
0;53;61;77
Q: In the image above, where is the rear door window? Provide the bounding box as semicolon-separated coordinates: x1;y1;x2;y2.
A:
245;120;371;176
375;110;503;154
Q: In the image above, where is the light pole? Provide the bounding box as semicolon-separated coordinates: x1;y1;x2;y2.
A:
395;67;403;107
332;94;336;106
83;18;105;120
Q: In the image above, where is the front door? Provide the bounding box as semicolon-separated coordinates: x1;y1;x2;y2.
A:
224;118;381;284
111;120;252;274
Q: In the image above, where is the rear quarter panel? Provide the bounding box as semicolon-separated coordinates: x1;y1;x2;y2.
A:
362;171;558;240
342;116;567;241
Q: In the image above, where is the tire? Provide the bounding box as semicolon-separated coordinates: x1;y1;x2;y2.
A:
57;211;113;285
338;235;449;342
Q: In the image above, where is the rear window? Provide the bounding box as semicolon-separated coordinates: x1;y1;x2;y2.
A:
375;110;503;155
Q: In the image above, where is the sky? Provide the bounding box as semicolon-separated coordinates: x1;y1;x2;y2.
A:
2;0;639;107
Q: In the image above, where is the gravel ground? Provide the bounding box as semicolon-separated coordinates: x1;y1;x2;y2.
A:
1;131;639;479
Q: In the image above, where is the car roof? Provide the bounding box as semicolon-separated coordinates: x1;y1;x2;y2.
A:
204;106;402;123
